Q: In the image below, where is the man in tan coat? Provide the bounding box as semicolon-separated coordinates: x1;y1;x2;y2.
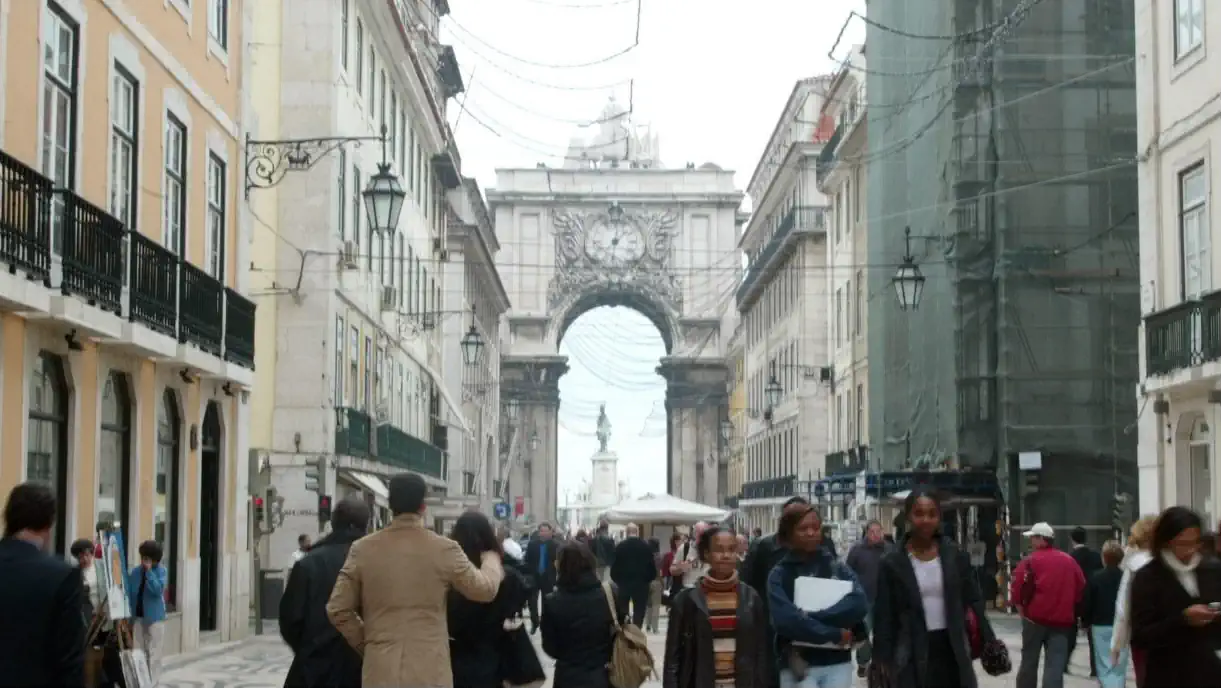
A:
327;473;503;687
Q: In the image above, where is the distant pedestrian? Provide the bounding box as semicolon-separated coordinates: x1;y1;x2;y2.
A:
610;523;654;627
664;525;771;687
1066;526;1101;676
499;525;524;562
0;482;86;686
1079;540;1126;687
279;496;370;687
671;522;711;589
326;473;504;686
1109;515;1156;684
525;522;560;634
289;534;312;570
845;519;889;677
592;519;616;582
735;533;749;562
1128;506;1220;687
644;537;663;633
128;540;169;686
541;541;626;687
1011;521;1086;688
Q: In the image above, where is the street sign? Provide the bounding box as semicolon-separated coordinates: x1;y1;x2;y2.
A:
493;502;511;520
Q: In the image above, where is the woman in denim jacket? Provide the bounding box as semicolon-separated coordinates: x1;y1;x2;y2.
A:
127;540;168;685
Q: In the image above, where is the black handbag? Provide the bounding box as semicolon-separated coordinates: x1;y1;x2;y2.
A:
499;624;545;688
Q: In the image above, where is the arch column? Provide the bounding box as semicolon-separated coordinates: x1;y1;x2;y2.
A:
659;358;727;504
501;355;568;525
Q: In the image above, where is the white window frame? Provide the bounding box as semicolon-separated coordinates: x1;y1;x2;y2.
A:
337;148;347;240
109;66;138;229
1175;0;1205;60
355;20;364;95
207;0;228;53
162;116;188;255
335;315;345;405
340;0;349;70
205;153;225;280
1179;162;1210;299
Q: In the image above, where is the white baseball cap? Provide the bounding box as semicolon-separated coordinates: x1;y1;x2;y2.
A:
1023;522;1055;539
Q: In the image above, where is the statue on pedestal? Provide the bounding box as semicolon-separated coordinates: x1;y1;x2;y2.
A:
596;403;612;453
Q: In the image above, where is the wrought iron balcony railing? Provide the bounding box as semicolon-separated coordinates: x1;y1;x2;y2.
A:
128;232;179;339
1145;290;1221;377
376;423;447;480
335;407;373;458
179;262;224;356
0;149;53;283
737;206;827;304
224;287;256;368
742;475;797;501
60;192;124;314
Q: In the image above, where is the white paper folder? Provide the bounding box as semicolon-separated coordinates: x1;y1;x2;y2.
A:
790;576;858;650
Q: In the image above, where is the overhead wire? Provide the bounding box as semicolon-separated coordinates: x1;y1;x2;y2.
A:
445;15;638;70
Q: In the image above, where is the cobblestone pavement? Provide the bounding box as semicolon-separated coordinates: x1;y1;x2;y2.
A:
162;614;1119;687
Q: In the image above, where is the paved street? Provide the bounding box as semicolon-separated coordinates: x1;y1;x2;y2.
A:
162;614;1120;687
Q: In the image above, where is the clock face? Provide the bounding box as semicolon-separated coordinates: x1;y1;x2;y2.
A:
585;224;644;265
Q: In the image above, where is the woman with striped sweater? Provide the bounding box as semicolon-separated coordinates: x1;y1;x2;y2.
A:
663;525;773;687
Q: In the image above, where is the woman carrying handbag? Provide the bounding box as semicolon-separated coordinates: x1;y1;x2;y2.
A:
869;488;1010;687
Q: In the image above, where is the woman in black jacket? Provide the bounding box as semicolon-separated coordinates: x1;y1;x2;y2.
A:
870;488;996;687
447;512;532;688
1129;506;1220;688
663;525;771;687
1080;540;1127;686
541;541;628;688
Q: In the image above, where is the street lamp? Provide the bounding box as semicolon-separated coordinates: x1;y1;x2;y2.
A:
245;124;399;201
765;364;783;409
720;419;733;443
362;161;406;233
892;226;926;311
529;431;541;451
460;303;484;366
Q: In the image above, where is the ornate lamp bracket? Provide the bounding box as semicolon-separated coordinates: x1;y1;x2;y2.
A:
244;133;384;199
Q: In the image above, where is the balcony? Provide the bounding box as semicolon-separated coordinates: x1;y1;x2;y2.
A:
741;475;797;501
60;192;124;314
376;423;447;481
436;45;465;99
736;206;826;306
335;407;373;458
0;149;53;284
815;123;844;173
0;147;256;374
1145;291;1221;377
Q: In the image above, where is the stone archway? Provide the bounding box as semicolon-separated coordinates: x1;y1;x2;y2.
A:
490;167;742;522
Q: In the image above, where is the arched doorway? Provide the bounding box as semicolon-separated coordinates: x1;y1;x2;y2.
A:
199;401;223;632
27;352;70;553
156;390;182;611
98;372;132;549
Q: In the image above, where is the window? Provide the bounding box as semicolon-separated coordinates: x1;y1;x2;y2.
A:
208;0;228;50
27;352;69;554
337;149;347;240
355;21;364;93
408;129;416;192
390;94;399;158
351;165;361;252
834;287;843;344
363;336;373;410
1175;0;1204;59
109;67;138;228
1179;162;1210;298
348;326;359;405
155;390;181;610
367;45;375;110
855;383;864;444
854;270;863;335
98;373;132;551
163;116;188;255
340;0;349;70
335;316;345;404
41;4;79;251
206;154;226;280
375;346;384;411
379;69;387;134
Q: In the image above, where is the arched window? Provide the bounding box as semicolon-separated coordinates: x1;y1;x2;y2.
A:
98;372;132;548
155;389;181;610
27;352;69;553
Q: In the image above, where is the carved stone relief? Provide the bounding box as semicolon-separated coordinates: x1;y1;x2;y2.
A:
547;205;682;312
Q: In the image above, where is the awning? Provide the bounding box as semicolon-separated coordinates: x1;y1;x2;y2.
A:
339;469;389;508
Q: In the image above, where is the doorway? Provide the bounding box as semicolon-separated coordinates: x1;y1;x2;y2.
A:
199;402;222;632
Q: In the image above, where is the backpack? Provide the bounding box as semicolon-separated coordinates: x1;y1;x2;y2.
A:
600;583;655;688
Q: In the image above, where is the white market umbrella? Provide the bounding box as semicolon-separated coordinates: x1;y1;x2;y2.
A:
602;493;729;524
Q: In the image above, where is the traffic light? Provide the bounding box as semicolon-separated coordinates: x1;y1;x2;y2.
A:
305;461;320;493
252;495;267;533
1111;493;1129;536
1020;470;1040;497
268;486;284;529
318;494;333;525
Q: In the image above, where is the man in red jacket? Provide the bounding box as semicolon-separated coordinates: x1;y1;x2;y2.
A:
1010;522;1086;688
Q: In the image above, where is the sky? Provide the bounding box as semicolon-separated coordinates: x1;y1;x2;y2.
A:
437;0;865;502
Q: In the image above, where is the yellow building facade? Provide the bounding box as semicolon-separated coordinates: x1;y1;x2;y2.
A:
726;325;746;512
0;0;254;653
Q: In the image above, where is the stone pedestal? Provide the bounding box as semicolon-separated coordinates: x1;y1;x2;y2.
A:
589;450;620;507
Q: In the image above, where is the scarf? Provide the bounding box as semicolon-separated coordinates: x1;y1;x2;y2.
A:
1160;549;1202;597
700;573;739;688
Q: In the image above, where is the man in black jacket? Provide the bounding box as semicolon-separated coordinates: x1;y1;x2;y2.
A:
0;482;85;686
740;496;810;686
279;496;370;687
591;519;616;582
1067;526;1102;677
524;522;559;633
610;523;655;626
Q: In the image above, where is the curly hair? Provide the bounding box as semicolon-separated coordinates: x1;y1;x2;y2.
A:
449;511;501;566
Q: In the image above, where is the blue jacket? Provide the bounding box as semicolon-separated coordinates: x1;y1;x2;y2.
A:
127;564;168;623
767;548;868;667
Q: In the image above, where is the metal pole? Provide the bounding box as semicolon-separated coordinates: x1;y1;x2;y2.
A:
252;536;263;635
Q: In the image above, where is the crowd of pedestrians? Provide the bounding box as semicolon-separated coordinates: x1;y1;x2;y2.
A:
1;474;1220;688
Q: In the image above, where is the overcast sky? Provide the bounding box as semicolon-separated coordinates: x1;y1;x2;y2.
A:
440;0;864;504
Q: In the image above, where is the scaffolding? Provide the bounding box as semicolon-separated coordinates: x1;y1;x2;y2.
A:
865;0;1140;543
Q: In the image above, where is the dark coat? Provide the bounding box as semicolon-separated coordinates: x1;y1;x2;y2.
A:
1079;565;1124;628
1129;555;1220;688
525;537;560;591
540;572;627;688
1071;545;1103;580
739;533;787;618
663;580;772;688
592;533;617;569
610;536;657;588
871;537;995;688
0;537;86;687
447;554;531;687
279;528;365;688
846;539;891;603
